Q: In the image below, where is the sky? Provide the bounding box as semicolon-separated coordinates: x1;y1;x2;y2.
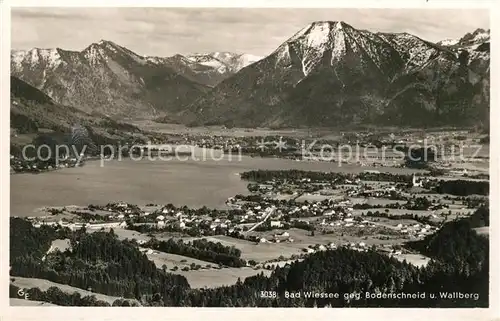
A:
11;8;490;57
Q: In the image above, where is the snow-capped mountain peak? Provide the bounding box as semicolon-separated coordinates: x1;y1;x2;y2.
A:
85;39;129;56
208;51;237;61
10;39;210;118
276;20;417;76
187;21;489;128
468;28;490;43
437;28;490;49
98;39;111;45
289;21;349;41
437;38;459;47
186;54;229;73
11;39;263;89
187;52;263;73
11;48;64;71
456;28;490;47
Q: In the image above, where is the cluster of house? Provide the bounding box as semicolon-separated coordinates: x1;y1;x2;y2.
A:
32;218;127;230
30;215;143;233
237;204;275;224
247;172;436;206
29;201;256;236
28;183;439;245
320;215;374;228
396;223;435;238
10;155;82;174
102;203;237;233
249;231;294;244
174;134;248;151
302;241;373;254
155;210;234;231
233;194;384;232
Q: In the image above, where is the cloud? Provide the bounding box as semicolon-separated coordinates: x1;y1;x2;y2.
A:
11;8;490;56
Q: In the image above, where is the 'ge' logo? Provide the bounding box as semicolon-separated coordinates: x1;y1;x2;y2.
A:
17;289;30;300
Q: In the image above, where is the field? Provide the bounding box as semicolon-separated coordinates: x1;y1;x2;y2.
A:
181;228;417;263
130;121;318;138
351;207;475;222
474;227;489;236
392;254;431;267
10;277;136;305
10;298;59;306
11;156;425;217
90;227;152;243
198;235;308;262
348;197;402;206
146;251;215;269
47;239;71;254
295;193;335;203
174;267;273;289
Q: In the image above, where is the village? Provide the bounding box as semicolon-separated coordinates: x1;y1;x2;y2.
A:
11;127;489;288
22;165;488;285
10;154;85;174
10;127;489;176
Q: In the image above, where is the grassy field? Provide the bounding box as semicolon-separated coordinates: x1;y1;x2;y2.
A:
174;267;272;289
391;253;431;267
10;277;137;305
189;229;409;262
90;228;153;242
348;197;403;206
351;207;475;221
146;251;215;270
10;298;59;306
47;238;71;254
295;193;335;203
474;227;489;236
203;235;309;262
130;121;314;137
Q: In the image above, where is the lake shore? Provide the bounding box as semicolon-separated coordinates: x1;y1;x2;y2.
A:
10;156;426;217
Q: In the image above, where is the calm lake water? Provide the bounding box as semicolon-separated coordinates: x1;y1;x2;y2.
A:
11;150;424;217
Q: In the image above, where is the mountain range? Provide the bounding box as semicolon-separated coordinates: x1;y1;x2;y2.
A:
11;41;261;119
11;21;490;128
181;22;490;128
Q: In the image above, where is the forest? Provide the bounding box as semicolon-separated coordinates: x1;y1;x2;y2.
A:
10;222;190;301
433;179;489;196
240;169;348;183
240;169;414;184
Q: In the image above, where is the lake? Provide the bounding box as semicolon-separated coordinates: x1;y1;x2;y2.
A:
11;149;424;217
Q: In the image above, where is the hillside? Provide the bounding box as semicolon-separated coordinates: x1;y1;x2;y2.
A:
179;22;489;128
10;76;142;155
11;25;489;129
10;276;133;305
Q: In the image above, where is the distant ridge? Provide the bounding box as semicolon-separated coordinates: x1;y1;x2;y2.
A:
11;23;489;129
178;22;489;128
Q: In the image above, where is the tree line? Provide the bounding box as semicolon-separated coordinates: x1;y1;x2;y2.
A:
433;179;489;196
240;169;415;184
